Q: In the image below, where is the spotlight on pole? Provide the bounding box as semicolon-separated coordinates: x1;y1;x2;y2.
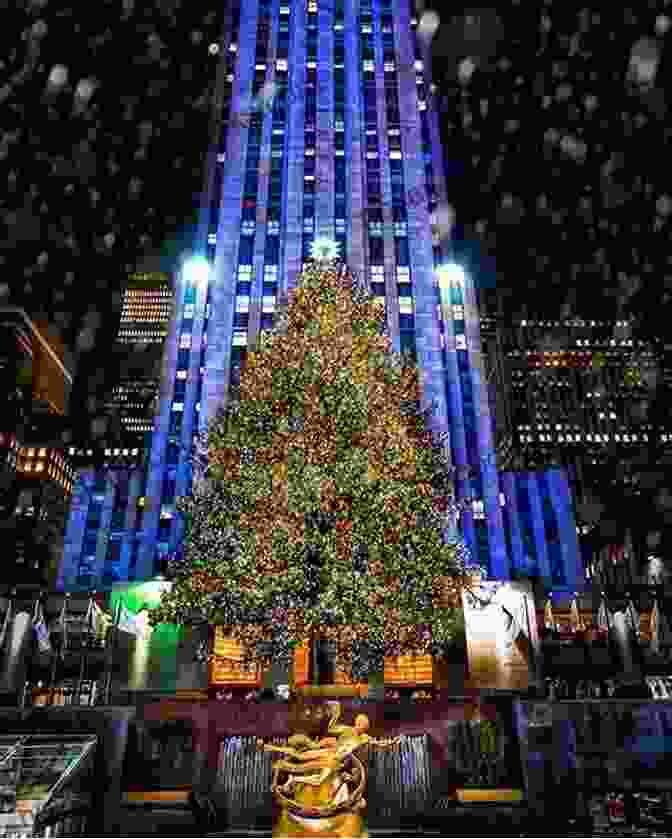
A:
183;256;210;287
436;263;467;289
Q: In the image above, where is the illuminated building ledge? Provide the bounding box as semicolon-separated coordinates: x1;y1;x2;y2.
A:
210;630;436;689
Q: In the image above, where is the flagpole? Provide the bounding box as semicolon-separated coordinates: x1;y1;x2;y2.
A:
76;594;93;705
49;595;67;706
103;600;122;705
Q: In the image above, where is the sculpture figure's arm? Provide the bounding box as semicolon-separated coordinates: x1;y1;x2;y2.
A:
264;744;304;759
369;735;403;749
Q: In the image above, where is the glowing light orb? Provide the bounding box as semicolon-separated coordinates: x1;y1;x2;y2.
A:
436;263;467;289
183;256;210;286
310;237;341;262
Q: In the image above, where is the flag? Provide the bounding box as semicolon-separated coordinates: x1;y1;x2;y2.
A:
56;598;68;658
0;598;12;652
626;597;640;640
543;599;556;631
596;597;611;633
651;598;671;656
82;597;96;647
570;597;585;633
32;600;52;654
91;602;112;644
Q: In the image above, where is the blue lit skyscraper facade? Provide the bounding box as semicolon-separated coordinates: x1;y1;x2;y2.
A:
58;0;583;593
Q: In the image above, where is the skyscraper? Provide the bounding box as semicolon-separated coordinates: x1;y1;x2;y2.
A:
105;271;174;445
0;309;76;586
59;0;583;594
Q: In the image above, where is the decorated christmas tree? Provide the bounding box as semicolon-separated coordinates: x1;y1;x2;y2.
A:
149;253;475;681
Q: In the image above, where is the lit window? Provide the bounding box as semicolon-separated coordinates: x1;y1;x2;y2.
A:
217;152;226;163
180;333;191;349
229;43;237;52
268;220;280;235
238;265;253;279
371;265;384;280
335;120;344;131
397;266;410;282
390;150;402;160
363;60;375;72
455;334;467;350
335;149;345;156
271;148;283;157
307;61;317;69
418;100;427;111
183;304;195;319
398;297;413;314
233;332;247;346
366;151;379;159
208;233;217;245
236;297;250;312
304;218;314;232
176;370;188;380
262;296;276;312
28;448;35;458
242;220;255;236
173;402;184;412
280;6;289;13
394;221;407;236
361;23;372;32
255;63;267;71
334;23;343;31
388;128;400;136
335;219;346;233
264;265;278;280
414;60;424;72
452;304;464;319
384;61;395;72
304;148;316;156
276;59;288;71
369;221;383;236
308;0;317;10
35;462;44;472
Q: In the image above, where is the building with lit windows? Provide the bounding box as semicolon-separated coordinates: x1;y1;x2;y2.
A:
59;0;583;596
501;317;669;497
0;308;76;586
106;272;174;443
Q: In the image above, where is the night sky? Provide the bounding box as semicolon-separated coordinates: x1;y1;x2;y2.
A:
1;0;671;449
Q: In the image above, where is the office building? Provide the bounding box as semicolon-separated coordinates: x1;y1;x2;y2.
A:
59;0;583;595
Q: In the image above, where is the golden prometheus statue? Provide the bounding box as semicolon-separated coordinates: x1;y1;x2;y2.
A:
261;701;402;838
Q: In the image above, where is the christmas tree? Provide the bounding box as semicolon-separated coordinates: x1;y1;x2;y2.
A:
149;255;474;680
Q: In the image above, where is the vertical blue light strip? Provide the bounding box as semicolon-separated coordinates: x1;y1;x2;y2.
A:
545;467;582;593
57;467;94;590
462;275;508;579
524;472;552;587
501;470;524;576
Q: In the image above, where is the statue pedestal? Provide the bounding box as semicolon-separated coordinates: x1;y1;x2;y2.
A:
294;685;368;699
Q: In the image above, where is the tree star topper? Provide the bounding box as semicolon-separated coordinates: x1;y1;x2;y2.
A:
310;237;341;263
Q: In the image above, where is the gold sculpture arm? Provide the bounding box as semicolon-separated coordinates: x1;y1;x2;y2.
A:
369;735;403;749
